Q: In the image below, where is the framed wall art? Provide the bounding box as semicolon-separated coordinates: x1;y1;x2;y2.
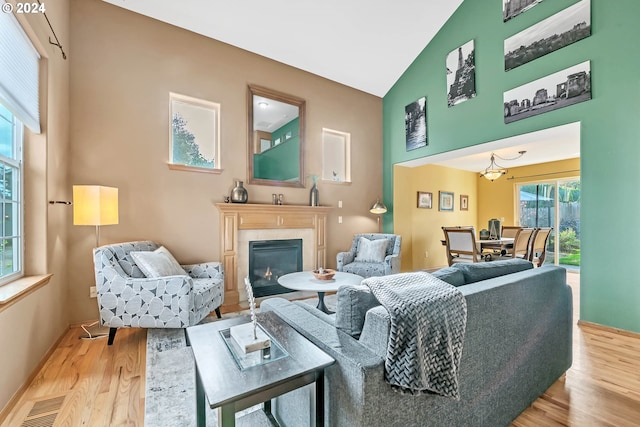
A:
504;60;591;124
505;0;591;71
446;40;476;107
439;191;454;212
460;194;469;211
417;191;432;209
405;96;427;151
503;0;544;23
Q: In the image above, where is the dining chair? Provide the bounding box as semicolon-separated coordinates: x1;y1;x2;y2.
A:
492;227;534;261
511;228;535;259
501;225;523;239
529;227;553;267
442;227;484;266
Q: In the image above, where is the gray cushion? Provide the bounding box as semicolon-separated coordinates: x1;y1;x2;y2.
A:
430;267;466;287
355;237;389;263
130;246;187;278
335;284;380;338
452;258;533;284
342;262;386;278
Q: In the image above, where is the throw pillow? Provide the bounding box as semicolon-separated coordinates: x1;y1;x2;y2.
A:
453;258;533;284
335;284;380;338
430;267;466;287
130;246;187;278
354;237;389;263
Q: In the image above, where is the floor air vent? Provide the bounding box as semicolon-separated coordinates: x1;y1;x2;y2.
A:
21;395;66;427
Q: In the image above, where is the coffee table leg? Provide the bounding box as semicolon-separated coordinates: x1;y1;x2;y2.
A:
316;292;333;314
316;371;325;426
195;365;206;427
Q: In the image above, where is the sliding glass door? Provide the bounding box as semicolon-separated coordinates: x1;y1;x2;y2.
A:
517;178;581;268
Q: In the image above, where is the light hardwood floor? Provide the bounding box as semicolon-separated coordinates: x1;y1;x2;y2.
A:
2;272;640;426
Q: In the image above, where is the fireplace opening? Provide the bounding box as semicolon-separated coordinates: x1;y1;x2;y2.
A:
248;239;302;297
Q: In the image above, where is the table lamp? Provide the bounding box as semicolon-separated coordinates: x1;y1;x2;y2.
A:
369;198;387;232
73;185;119;247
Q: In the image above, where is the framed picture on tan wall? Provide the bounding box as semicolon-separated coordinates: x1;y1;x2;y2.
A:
439;191;454;211
460;194;469;211
417;191;432;209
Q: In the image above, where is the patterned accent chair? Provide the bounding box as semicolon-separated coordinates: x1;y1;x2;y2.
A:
336;233;402;278
93;241;224;345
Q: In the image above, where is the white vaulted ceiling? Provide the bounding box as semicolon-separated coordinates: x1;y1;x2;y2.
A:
101;0;463;97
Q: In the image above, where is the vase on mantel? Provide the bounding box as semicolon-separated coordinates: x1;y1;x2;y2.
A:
309;183;319;206
230;180;248;203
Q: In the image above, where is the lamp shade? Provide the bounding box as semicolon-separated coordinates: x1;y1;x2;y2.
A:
369;198;387;214
73;185;119;226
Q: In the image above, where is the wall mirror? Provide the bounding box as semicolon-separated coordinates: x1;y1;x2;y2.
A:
247;84;305;187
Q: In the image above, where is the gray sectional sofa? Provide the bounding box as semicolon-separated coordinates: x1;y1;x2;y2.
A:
261;259;573;427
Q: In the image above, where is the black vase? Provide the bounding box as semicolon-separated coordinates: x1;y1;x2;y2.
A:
230;180;248;203
309;183;319;206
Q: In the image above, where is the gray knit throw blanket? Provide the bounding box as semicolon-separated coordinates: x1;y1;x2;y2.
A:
364;272;467;399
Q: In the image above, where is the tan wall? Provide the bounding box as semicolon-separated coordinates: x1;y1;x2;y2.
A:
68;0;383;321
0;0;70;415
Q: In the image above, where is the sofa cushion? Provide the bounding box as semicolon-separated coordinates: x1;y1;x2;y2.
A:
430;267;466;287
335;284;380;338
131;246;187;278
355;237;389;263
452;258;533;284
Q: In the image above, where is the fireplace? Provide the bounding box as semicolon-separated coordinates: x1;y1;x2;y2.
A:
249;239;302;297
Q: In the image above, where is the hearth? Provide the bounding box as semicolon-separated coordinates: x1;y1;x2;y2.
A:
249;239;302;297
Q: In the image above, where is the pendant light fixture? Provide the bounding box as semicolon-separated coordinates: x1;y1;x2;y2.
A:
480;151;526;181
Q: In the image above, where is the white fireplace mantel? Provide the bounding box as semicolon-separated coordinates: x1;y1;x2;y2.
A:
215;203;332;306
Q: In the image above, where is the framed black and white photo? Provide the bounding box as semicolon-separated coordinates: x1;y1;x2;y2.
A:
405;96;427;151
446;40;476;107
417;191;432;209
505;0;591;71
439;191;454;212
503;0;544;23
504;61;591;124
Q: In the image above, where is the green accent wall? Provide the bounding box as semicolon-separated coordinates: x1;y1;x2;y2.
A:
254;118;300;181
383;0;640;333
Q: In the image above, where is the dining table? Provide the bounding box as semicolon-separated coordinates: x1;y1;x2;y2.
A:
476;237;514;259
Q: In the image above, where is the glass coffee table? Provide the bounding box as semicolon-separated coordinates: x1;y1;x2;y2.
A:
277;271;364;313
186;311;334;427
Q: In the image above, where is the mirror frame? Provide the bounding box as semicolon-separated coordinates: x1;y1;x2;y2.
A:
247;84;306;188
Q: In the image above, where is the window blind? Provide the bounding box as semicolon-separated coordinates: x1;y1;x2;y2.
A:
0;2;41;133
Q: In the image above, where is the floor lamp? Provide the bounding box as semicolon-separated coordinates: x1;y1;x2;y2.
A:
370;198;387;232
73;185;119;247
73;185;119;339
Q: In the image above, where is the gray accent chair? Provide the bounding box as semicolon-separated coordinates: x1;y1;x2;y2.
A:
336;233;401;278
93;241;224;345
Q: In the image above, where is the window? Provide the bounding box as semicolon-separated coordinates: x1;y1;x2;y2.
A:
517;178;581;268
0;102;23;284
0;3;39;286
168;93;221;173
321;128;351;183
